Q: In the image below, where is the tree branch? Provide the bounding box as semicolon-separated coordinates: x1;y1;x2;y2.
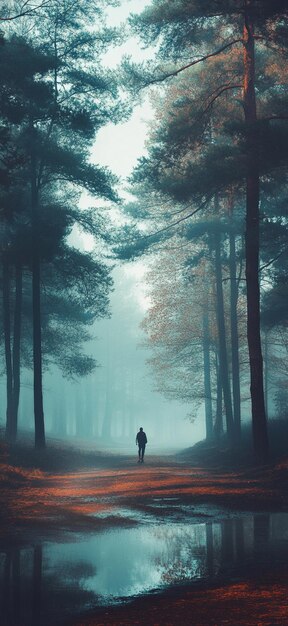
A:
259;250;285;272
144;197;212;240
201;84;242;115
262;115;288;122
151;39;243;84
0;0;50;21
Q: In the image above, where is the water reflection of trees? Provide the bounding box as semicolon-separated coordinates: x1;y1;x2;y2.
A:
153;514;288;586
152;520;245;585
1;514;288;625
0;543;97;626
153;524;208;584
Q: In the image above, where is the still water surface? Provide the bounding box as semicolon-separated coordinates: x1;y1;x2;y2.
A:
1;511;288;625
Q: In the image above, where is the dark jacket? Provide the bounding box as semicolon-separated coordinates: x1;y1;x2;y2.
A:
136;431;147;446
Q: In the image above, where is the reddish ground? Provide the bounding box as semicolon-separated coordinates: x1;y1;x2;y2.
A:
1;445;288;625
69;576;288;626
1;454;287;534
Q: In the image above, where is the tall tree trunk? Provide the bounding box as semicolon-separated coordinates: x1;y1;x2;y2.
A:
31;126;45;449
75;385;84;437
221;520;234;566
91;378;100;438
102;381;112;441
206;523;214;576
32;224;45;448
264;330;269;418
229;225;241;439
33;545;42;621
3;551;12;617
243;2;269;462
12;549;20;623
235;518;245;562
128;370;136;439
101;328;112;440
214;228;234;443
202;309;213;441
11;261;22;439
214;351;223;440
3;257;14;442
253;514;270;559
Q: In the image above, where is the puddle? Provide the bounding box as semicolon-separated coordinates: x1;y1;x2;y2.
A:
1;512;288;625
92;506;155;523
91;501;241;525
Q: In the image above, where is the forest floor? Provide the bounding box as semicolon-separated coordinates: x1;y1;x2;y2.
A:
1;436;288;625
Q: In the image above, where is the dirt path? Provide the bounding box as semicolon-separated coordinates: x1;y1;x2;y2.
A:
1;454;286;538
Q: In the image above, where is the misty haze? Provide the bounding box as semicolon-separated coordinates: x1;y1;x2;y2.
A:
0;1;288;625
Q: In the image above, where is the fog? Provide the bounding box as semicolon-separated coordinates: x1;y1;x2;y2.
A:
1;5;288;626
1;0;287;464
12;263;204;452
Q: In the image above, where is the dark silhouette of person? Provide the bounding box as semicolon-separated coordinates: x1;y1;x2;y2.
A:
136;427;147;463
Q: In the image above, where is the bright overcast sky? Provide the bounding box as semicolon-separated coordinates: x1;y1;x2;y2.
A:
91;0;154;181
79;0;153;257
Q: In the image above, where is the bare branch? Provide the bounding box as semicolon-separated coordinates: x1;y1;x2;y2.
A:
143;197;212;240
259;250;285;272
262;116;288;122
151;39;243;84
0;0;51;21
254;34;288;58
201;83;242;116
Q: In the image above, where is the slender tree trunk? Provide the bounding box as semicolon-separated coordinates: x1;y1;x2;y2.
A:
129;370;136;439
102;382;112;440
202;309;213;441
229;226;241;439
31;125;45;449
3;551;12;618
75;386;84;437
12;549;20;623
214;351;224;440
101;328;112;440
221;520;234;566
86;379;95;439
206;523;214;576
91;378;99;438
214;228;234;443
253;514;270;559
11;261;22;440
32;545;42;622
235;518;245;562
32;224;45;448
243;2;268;462
3;257;14;442
264;330;269;418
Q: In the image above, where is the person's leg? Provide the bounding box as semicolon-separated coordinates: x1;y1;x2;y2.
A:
141;444;146;461
138;445;141;461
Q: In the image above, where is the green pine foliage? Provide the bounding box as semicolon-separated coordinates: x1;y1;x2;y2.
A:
0;1;121;443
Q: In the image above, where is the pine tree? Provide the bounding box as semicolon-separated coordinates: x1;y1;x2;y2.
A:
128;0;288;462
0;34;117;446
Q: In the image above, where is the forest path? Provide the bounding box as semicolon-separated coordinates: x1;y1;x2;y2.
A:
2;452;286;538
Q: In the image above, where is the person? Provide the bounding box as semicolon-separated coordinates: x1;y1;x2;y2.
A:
136;427;147;463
